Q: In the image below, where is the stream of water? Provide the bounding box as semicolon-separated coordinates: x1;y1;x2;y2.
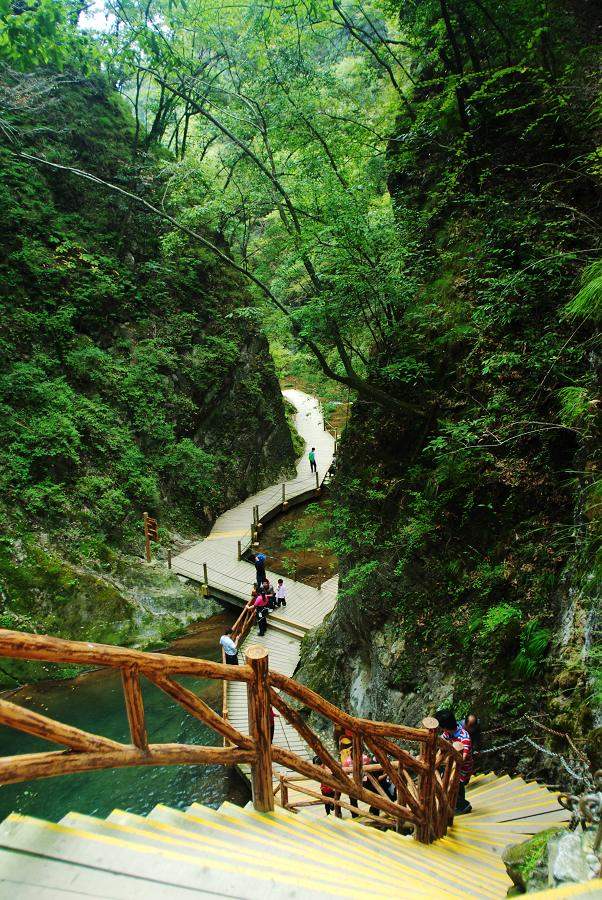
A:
0;497;338;824
259;501;338;588
0;609;250;822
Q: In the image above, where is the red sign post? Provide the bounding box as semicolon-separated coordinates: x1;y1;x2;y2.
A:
143;512;159;563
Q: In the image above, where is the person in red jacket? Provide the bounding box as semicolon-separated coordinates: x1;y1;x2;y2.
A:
313;756;336;816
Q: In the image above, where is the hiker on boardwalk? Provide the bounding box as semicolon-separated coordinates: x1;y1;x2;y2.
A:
276;578;287;608
309;447;317;474
254;551;266;587
270;706;280;743
435;708;474;814
219;628;239;665
263;578;276;609
254;590;269;637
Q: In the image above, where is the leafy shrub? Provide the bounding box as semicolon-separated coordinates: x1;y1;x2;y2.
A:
564;260;602;321
481;603;522;636
512;620;551;677
558;387;592;426
159;439;221;510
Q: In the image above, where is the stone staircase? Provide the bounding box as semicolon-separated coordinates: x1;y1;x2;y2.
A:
1;771;600;898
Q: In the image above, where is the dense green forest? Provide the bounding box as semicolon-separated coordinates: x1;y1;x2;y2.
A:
0;0;600;782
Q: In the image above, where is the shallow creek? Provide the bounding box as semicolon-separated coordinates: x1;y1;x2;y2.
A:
0;500;338;822
258;500;338;588
0;610;250;822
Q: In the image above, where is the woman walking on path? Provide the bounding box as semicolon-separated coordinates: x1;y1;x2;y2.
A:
254;591;269;637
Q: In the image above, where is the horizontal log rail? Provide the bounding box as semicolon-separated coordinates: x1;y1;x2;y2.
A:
0;628;460;842
280;779;397;828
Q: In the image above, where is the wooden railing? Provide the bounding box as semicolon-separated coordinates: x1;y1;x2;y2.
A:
0;628;461;843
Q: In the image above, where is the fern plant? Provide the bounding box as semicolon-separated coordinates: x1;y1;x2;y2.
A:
512;619;551;678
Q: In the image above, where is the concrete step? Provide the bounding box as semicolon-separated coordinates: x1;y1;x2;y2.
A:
0;813;367;899
105;808;412;894
0;847;205;898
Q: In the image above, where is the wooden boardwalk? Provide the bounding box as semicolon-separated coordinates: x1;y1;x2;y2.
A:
171;389;339;774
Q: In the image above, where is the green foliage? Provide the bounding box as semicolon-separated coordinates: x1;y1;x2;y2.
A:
159;440;222;513
558;387;591;427
512;619;551;678
282;502;334;555
0;0;95;70
283;400;305;460
0;34;294;547
481;603;522;637
564;260;602;321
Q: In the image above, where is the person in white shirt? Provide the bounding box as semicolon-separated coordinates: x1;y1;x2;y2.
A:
219;628;239;665
276;578;287;608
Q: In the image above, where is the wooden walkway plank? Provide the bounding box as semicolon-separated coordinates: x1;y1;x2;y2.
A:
171;389;338;638
170;390;340;782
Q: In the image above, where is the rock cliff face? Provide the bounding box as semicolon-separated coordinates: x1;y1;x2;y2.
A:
0;74;295;685
295;1;600;787
197;330;295;505
297;396;599;784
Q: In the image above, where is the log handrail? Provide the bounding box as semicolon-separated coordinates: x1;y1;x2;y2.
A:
0;629;252;681
0;628;461;843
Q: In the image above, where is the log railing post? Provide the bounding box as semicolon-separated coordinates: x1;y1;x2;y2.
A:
416;716;438;843
280;774;289;810
203;563;208;588
246;644;274;812
237;540;242;561
315;471;319;492
121;665;149;752
143;512;151;563
447;741;464;826
352;732;363;801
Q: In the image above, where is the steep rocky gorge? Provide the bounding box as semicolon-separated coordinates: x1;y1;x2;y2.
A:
0;76;295;686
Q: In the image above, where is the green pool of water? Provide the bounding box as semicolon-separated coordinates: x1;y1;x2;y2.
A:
0;610;250;822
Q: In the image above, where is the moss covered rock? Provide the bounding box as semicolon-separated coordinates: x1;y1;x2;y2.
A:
503;826;601;893
0;533;222;687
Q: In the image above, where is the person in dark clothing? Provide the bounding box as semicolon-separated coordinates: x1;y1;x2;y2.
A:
435;708;474;814
254;592;269;636
254;551;266;587
263;579;276;609
313;756;336;815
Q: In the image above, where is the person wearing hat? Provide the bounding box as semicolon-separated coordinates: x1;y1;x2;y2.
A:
435;708;474;814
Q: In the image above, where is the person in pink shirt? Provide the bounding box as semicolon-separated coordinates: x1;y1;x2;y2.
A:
254;591;269;636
